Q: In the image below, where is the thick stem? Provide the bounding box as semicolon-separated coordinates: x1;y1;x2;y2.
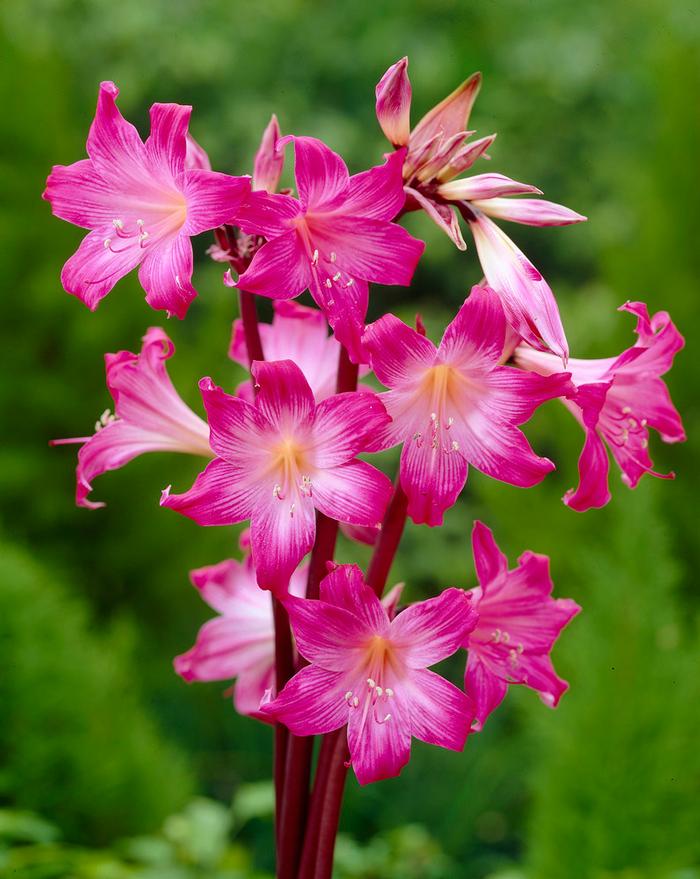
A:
238;289;265;365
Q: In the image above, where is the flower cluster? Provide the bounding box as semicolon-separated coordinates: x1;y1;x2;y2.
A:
45;61;684;877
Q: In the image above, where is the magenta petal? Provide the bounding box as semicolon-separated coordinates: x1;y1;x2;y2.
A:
438;285;506;370
465;655;508;731
390;588;476;667
251;360;315;430
341;149;408;221
319;564;390;633
44;159;118;230
285;596;373;669
138;234;197;318
235;662;276;719
251;491;316;595
182;169;250;235
265;664;351;735
145;102;191;178
375;57;412;147
161;458;260;525
347;684;411;785
406;668;474;750
439;173;542;201
312;392;391;466
404;186;467;250
309;273;370;365
185;132;211;171
363;314;437;388
287;136;350;212
563;383;613;512
400;433;468;526
313;460;392;528
86;81;147;183
236;230;311;300
472;197;587;227
61;229;143;310
236;191;301;238
174;616;270;683
471;521;508;587
198;377;267;464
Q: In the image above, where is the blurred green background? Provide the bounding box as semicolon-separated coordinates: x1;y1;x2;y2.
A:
1;0;698;876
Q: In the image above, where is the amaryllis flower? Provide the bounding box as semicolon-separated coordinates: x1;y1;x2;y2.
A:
229;300;360;402
362;285;574;526
465;521;580;730
51;327;212;509
264;564;477;785
514;301;685;512
43;81;250;317
375;57;586;361
161;360;393;594
235;136;425;362
175;539;308;719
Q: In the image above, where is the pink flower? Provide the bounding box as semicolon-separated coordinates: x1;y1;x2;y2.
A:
374;58;586;361
235;136;425;362
43;81;250;317
175;539;308;719
51;327;211;509
230;300;363;402
161;360;393;594
464;522;580;730
514;301;686;511
264;564;477;785
362;285;574;526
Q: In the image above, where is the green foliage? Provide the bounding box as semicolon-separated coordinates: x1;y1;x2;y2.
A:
0;540;195;844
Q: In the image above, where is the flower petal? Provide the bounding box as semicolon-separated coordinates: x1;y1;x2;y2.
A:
174;616;271;683
406;668;474;750
563;383;613;511
403;186;466;250
312;460;392;527
251;360;315;431
363;313;437;389
236;230;311;300
439;173;542;201
182;169;250;235
251;490;316;594
309;273;370;364
341;149;407;221
285;595;373;669
375;57;412;147
161;458;260;525
410;72;481;152
61;229;143;310
471;520;508;588
253;114;284;193
438;285;505;371
44;159;119;230
138;233;197;318
236;191;301;238
287;136;350;212
390;588;476;667
312;392;391;466
347;683;411;785
145;102;191;178
464;655;508;731
319;564;389;633
471;197;586;227
264;664;351;736
86;81;147;184
400;433;468;526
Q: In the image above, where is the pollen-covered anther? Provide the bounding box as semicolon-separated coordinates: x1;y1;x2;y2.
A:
330;251;337;263
366;677;376;689
289;503;296;518
94;408;117;432
299;475;313;497
311;249;319;266
451;440;460;451
332;272;341;281
272;483;284;499
325;278;333;288
344;279;354;287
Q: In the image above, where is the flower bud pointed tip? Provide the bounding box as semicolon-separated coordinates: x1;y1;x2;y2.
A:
376;57;412;147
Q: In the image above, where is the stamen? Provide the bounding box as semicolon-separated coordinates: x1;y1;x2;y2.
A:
112;218;124;230
272;484;284;499
344;279;354;287
289;503;295;518
325;278;333;288
451;440;460;451
366;678;376;689
332;272;341;282
384;688;394;697
330;251;337;263
311;249;319;266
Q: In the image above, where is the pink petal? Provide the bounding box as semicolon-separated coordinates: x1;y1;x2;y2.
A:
400;434;468;526
363;313;437;388
438;285;506;371
182;169;250;235
264;664;351;736
236;229;311;300
61;229;143;310
250;490;316;594
562;383;612;512
312;392;391;467
44;159;119;229
347;682;412;785
144;102;191;178
313;460;392;528
309;272;370;365
236;191;301;238
439;173;542;201
319;564;390;634
174;616;271;682
471;520;508;587
189;558;245;615
518;654;570;708
375;57;412;147
403;187;467;250
251;360;315;431
234;662;276;719
161;458;261;525
198;377;268;464
185;132;211;171
286;135;350;212
406;668;474;750
390;588;476;667
436;133;497;182
86;82;147;184
138;233;197;318
471;197;586;227
285;596;374;670
484;366;573;422
465;655;508;731
253;114;284;193
469;213;568;362
410;72;482;152
341;149;408;221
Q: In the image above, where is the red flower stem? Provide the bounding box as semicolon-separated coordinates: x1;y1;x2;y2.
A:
276;345;358;877
366;477;409;596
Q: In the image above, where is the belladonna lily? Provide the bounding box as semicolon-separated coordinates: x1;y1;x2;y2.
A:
465;522;580;730
229;300;367;402
234;136;425;363
43;81;250;317
51;327;212;509
174;536;308;719
161;360;393;594
514;301;685;512
362;285;574;527
264;564;477;785
375;57;587;360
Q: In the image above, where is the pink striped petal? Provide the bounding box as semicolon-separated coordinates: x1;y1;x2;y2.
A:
182;169;250;235
161;458;261;525
340;149;407;221
319;564;390;633
251;360;315;431
400;434;468;527
348;683;411;785
61;229;143;310
312;460;392;527
285;596;373;670
390;588;476;668
471;197;586;227
44;159;119;229
251;490;316;594
138;233;197;318
375;57;412;147
406;668;474;749
86;81;147;185
264;664;352;735
236;191;301;238
563;383;613;512
438;285;506;371
145;103;190;178
471;521;508;587
464;656;508;731
253;114;284;193
287;136;349;212
403;187;467;250
439;173;542;201
185;132;211;171
410;72;481;152
236;229;310;300
363;313;437;388
312;392;391;467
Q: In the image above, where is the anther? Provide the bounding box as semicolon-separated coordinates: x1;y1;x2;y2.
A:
112;218;124;230
103;237;112;249
344;279;354;287
352;696;359;707
385;688;394;697
366;678;376;689
272;484;283;499
332;272;341;281
311;249;319;266
330;251;337;263
325;278;333;288
451;440;460;451
289;503;295;518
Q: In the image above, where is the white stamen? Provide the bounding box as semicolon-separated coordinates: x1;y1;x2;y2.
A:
375;686;383;697
451;440;460;451
103;237;111;249
112;218;124;230
344;279;354;287
325;278;333;288
311;249;319;266
332;272;341;281
352;696;359;707
366;677;376;689
289;503;296;518
330;251;337;263
272;484;283;499
385;687;394;697
622;406;632;414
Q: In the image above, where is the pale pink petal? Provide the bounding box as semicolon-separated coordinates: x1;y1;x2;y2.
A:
341;149;407;220
236;230;311;300
406;668;474;749
563;383;613;512
339;522;380;546
347;683;411;785
319;564;390;634
185;132;211;171
312;392;391;467
312;460;392;527
250;491;316;594
518;654;570;708
161;458;261;525
410;72;481;152
286;135;349;212
236;191;301;238
483;366;573;423
285;596;373;670
145;102;190;178
403;186;467;250
251;360;315;431
436;133;497;182
174;616;271;682
438;285;505;371
189;559;243;615
469;213;568;362
465;655;508;731
471;197;586;227
61;229;143;310
376;57;412;147
400;435;468;526
235;661;275;718
471;520;508;587
381;582;405;618
138;233;197;318
182;169;250;235
390;588;476;667
439;173;542;201
253;114;284;193
264;664;351;735
363;313;437;388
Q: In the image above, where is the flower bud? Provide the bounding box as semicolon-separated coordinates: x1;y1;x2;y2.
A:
253;114;284;193
375;57;412;147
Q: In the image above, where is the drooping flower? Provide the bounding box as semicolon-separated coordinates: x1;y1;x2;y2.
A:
51;327;212;509
161;360;393;594
229;300;360;402
264;564;477;785
362;285;573;526
514;301;685;511
43;81;250;317
174;535;308;719
235;136;425;362
464;521;580;730
374;58;586;361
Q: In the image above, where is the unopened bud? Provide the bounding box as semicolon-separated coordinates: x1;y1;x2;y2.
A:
253;114;284;193
375;57;412;147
